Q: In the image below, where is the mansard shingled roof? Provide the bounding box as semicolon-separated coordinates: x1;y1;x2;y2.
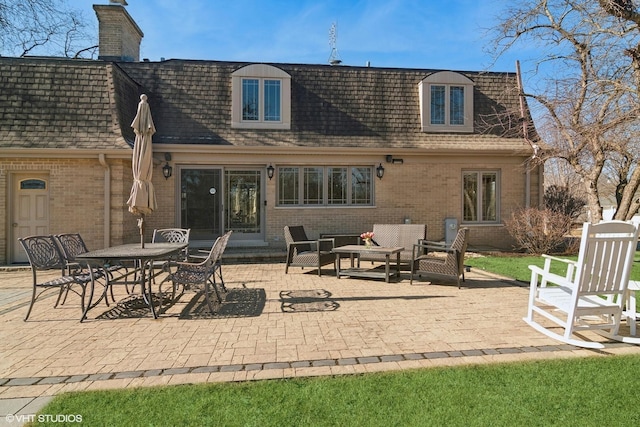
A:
0;57;534;153
119;59;532;151
0;57;136;150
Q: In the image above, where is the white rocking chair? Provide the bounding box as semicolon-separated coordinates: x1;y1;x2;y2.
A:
524;221;640;349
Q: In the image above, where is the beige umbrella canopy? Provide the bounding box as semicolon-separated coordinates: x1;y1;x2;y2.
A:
126;94;157;248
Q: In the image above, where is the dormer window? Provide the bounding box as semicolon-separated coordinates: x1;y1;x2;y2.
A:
419;71;474;133
242;78;280;121
232;64;291;129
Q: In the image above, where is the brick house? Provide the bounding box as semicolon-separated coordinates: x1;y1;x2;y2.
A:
0;3;542;264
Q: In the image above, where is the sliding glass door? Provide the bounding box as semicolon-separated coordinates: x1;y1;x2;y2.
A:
180;167;264;243
180;168;222;241
225;170;263;240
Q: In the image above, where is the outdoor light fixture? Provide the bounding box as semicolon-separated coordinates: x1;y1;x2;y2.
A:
385;154;404;164
266;164;275;180
376;163;385;180
162;152;173;179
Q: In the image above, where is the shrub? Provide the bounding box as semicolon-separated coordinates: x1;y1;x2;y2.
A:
544;185;585;220
505;207;573;254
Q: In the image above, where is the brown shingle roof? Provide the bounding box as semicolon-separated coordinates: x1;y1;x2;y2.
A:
120;60;534;152
0;57;536;153
0;57;135;150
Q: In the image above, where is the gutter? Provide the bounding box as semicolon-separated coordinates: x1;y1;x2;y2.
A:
98;154;111;248
0;148;131;159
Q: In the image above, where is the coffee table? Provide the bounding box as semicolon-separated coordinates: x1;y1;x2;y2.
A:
332;245;403;282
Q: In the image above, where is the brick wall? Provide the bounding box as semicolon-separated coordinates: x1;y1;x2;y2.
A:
1;153;542;264
265;155;541;252
1;157;137;264
93;5;143;62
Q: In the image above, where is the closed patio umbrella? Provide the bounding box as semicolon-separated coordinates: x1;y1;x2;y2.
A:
126;94;157;248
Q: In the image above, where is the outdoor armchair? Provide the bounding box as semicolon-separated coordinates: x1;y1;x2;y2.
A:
150;228;191;283
159;231;232;314
54;233;127;303
410;227;469;288
151;228;191;258
284;225;335;276
18;235;102;321
524;221;640;349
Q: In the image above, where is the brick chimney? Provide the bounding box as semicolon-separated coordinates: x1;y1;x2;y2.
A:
93;2;143;62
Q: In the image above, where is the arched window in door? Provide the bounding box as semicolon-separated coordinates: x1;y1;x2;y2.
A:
20;179;47;190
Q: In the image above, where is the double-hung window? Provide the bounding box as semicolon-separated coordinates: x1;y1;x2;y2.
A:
419;71;474;132
277;166;374;206
231;64;291;129
463;171;499;223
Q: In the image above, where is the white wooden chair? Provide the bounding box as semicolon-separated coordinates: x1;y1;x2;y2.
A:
524;221;640;349
623;280;639;336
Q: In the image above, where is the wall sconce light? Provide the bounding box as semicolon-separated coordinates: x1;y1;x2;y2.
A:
162;152;173;179
376;163;385;180
266;164;275;180
385;154;404;164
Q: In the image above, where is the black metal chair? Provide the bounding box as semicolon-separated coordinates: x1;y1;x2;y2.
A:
159;231;232;314
18;235;101;321
284;226;335;276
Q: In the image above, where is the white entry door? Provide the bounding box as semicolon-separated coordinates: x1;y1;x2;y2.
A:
11;174;50;263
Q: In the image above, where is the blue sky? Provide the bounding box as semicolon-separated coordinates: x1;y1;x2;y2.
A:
79;1;537;78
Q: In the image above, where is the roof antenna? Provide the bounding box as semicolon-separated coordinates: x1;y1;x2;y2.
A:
328;22;342;65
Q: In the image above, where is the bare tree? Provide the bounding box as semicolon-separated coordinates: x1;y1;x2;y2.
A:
0;0;96;58
490;0;640;222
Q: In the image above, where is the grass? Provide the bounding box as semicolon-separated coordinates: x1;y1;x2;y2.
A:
31;252;640;426
465;252;640;282
31;355;640;426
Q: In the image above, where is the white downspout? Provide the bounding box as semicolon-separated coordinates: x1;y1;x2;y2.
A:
516;60;533;208
98;154;111;248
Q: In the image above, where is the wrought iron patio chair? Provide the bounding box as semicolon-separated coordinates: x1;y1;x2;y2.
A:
54;233;127;304
284;225;335;276
152;228;191;255
18;235;101;321
410;227;469;288
149;228;191;283
524;221;640;349
159;231;232;314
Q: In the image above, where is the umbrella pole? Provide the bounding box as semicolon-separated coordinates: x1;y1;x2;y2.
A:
138;215;145;248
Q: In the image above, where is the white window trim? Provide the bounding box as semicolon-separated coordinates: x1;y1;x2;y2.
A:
419;71;474;133
231;64;291;129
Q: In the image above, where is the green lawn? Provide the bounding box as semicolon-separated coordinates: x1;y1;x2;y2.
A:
32;355;640;426
465;252;640;282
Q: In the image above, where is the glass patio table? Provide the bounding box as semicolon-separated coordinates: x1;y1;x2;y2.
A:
76;242;188;320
